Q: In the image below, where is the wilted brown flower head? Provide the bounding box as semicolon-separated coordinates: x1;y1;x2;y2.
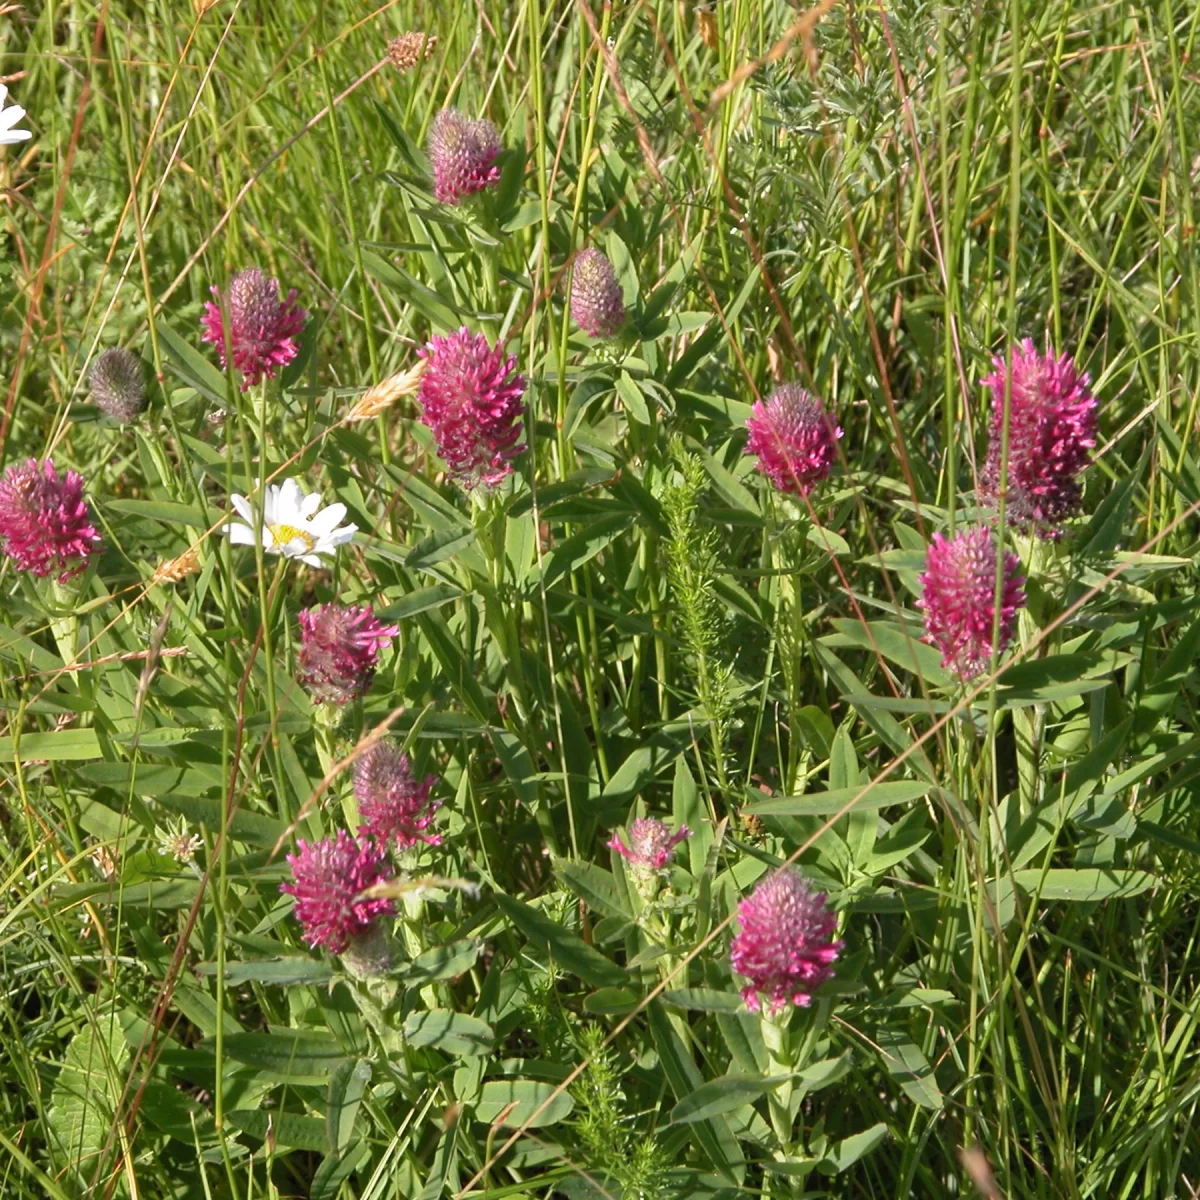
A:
388;31;437;70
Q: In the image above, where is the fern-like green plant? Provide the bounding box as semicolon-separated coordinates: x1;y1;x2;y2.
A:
661;438;737;799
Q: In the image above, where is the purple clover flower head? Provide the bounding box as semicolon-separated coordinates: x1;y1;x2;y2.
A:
201;267;306;391
608;817;690;872
981;339;1098;538
745;385;843;496
297;603;398;706
89;348;146;423
355;741;442;851
917;526;1026;681
570;249;625;339
281;830;395;954
0;459;102;581
427;108;502;205
417;327;526;488
729;868;842;1015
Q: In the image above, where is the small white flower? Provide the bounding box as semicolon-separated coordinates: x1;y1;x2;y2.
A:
156;818;203;864
0;85;32;146
223;478;357;567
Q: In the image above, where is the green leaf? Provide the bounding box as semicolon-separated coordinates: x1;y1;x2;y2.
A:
1012;867;1156;901
0;621;62;671
615;371;651;425
822;619;947;682
48;1008;129;1185
672;756;708;874
556;860;633;920
492;730;539;808
819;1123;888;1174
694;442;760;516
414;612;494;724
405;1010;495;1056
376;583;462;621
534;514;633;589
78;762;222;795
137;1078;213;1143
798;1053;852;1092
583;987;641;1015
601;738;682;806
663;988;745;1013
159;321;230;403
227;1110;329;1152
310;1145;370;1200
745;780;932;816
54;876;201;911
215;1030;350;1084
151;792;288;848
361;250;464;328
875;1030;942;1110
0;728;102;762
794;706;835;759
646;1001;744;1180
474;1080;574;1128
494;894;626;989
194;958;333;986
406;528;477;571
669;1074;792;1125
397;940;481;986
810;642;935;781
807;523;852;557
105;498;208;528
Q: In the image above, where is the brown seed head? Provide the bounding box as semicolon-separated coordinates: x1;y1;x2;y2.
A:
152;546;202;585
346;359;428;422
387;32;437;70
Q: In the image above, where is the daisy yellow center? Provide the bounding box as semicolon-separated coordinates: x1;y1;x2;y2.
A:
268;523;315;551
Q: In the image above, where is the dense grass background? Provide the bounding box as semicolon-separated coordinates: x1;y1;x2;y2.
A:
4;0;1200;1196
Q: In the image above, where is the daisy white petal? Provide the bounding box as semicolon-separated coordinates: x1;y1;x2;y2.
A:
223;522;257;546
278;478;305;513
230;494;255;524
261;484;285;524
326;522;358;545
308;503;348;536
0;84;32;145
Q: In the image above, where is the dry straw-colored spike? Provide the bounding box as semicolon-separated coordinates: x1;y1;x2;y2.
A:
387;32;438;71
345;359;427;422
194;0;222;15
152;546;202;585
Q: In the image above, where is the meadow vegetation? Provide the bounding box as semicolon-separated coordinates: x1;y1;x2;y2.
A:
2;0;1200;1196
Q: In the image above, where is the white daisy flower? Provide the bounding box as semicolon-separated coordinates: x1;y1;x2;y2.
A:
0;85;32;146
223;478;357;567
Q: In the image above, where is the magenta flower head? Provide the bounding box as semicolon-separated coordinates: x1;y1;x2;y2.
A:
297;603;398;706
981;339;1098;537
609;817;691;902
427;107;502;205
201;267;306;391
417;327;526;487
570;249;625;339
608;817;690;871
918;526;1026;681
0;459;102;581
281;830;395;955
745;385;843;496
355;741;442;851
729;868;841;1015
